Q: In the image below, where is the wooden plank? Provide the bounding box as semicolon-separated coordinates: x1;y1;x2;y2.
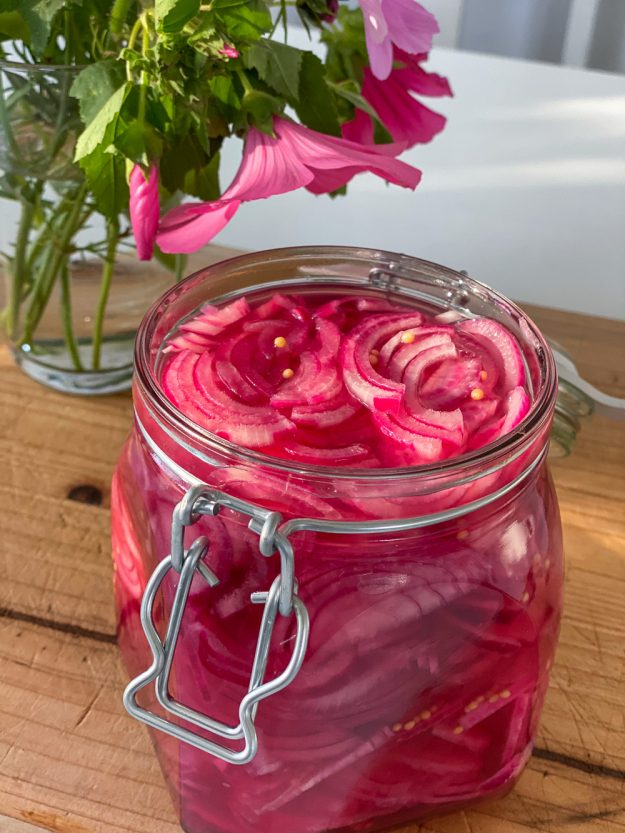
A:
0;619;179;833
1;618;624;833
1;283;624;833
522;303;625;398
0;815;86;833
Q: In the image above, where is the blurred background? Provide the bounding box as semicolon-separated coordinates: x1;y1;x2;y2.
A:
434;0;625;73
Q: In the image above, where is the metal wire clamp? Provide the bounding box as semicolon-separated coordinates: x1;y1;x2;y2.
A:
123;488;310;765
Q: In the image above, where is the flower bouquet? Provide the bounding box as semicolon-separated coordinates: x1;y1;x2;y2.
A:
0;0;451;393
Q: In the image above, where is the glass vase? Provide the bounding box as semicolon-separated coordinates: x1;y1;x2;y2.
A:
0;60;176;395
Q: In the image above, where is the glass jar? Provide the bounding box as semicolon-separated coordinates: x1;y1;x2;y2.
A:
112;247;563;833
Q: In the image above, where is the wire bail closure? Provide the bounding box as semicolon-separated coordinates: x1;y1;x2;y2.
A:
123;487;309;765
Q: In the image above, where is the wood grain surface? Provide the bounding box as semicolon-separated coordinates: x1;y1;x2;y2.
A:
1;260;624;833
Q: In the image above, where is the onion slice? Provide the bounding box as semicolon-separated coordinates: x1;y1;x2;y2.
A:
161;293;531;469
457;318;525;390
341;314;425;413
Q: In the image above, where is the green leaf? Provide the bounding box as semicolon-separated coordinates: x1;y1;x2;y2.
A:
206;74;241;130
113;120;164;164
323;6;368;58
74;78;135;217
20;0;68;55
74;82;131;162
244;39;303;101
156;0;200;33
242;88;278;133
20;8;49;54
189;110;211;154
329;184;347;198
145;96;174;141
329;81;391;142
213;0;272;41
70;60;126;126
321;6;369;82
296;0;334;26
0;11;28;40
330;81;379;121
35;0;67;15
295;53;340;136
160;134;221;200
152;243;181;272
182;150;220;200
187;14;216;45
79;130;128;218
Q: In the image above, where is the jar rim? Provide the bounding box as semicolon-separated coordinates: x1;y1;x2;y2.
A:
134;246;557;484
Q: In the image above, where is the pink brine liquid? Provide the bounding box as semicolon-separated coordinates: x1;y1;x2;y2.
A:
112;287;563;833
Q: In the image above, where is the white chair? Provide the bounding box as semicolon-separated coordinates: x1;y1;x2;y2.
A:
451;0;623;73
587;0;625;73
457;0;574;64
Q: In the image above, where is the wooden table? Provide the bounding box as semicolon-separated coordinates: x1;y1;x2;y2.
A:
1;288;625;833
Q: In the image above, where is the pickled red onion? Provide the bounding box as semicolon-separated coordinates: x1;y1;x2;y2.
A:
161;293;529;467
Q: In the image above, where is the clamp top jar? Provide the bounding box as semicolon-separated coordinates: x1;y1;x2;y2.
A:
113;246;563;833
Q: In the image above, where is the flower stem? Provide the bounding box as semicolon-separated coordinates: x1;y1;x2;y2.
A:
110;0;132;34
21;183;89;346
6;197;36;341
235;68;253;94
21;199;73;344
59;262;84;371
174;253;187;283
91;218;119;371
125;17;144;80
0;70;21;162
139;16;150;123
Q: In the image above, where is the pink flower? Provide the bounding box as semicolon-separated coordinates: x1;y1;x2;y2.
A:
343;50;452;147
360;0;438;81
157;116;421;254
129;164;159;261
341;107;376;145
219;44;239;59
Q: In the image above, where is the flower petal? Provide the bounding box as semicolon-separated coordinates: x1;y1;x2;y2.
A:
360;0;388;44
225;127;314;202
366;33;393;81
394;50;454;98
383;0;439;57
276;118;422;190
361;0;393;80
305;167;363;195
157;200;241;253
129;164;160;261
362;67;447;145
341;108;376;145
157;115;422;252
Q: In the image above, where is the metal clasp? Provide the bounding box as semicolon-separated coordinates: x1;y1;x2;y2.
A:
123;487;310;765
